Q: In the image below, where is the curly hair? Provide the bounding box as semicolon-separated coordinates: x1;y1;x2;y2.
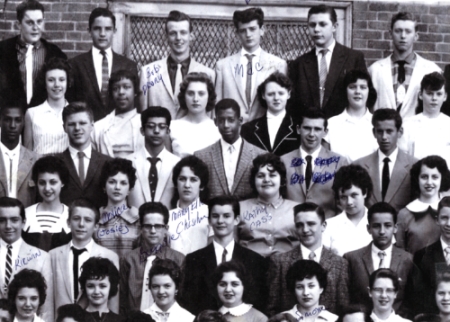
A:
149;259;181;290
257;71;292;110
8;269;47;313
79;257;120;299
99;158;137;191
108;69;140;98
286;259;328;294
249;153;287;198
177;72;216;113
36;57;71;94
410;156;450;199
332;164;373;200
32;155;70;187
56;304;87;322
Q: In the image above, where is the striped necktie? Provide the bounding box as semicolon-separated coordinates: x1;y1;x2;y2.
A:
100;50;109;107
4;245;12;292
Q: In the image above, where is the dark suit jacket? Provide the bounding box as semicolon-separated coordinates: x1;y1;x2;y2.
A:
289;42;367;119
240;113;298;157
0;35;66;108
343;243;414;314
68;50;138;121
180;242;267;316
266;246;350;317
353;150;417;212
194;139;265;200
442;64;450;116
57;148;111;208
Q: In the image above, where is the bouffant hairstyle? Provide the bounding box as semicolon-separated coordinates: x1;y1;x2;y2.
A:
332;164;373;200
286;259;328;294
32;155;70;188
79;257;120;298
410;156;450;199
149;259;182;290
249;153;287;198
212;260;252;304
99;158;137;191
177;72;216;113
8;269;47;313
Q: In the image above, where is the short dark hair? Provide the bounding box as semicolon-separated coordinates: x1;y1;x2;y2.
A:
8;269;47;314
410;156;450;199
108;69;140;99
178;72;216;113
436;270;450;291
372;108;402;130
257;72;292;110
368;268;399;292
250;153;287;198
99;158;137;191
391;12;417;31
37;57;72;94
286;259;328;294
233;7;264;29
194;310;228;322
79;257;119;299
212;260;252;304
332;165;373;200
298;109;327;130
413;314;441;322
308;5;337;24
368;202;397;224
62;102;94;124
141;106;172;128
32;155;70;187
16;0;44;22
0;105;25;117
149;258;181;290
68;198;100;223
208;195;240;219
0;197;25;221
343;69;377;110
88;7;116;30
126;310;157;322
293;202;325;223
139;202;169;226
438;197;450;215
166;10;192;33
214;99;241;118
56;304;87;322
421;72;446;92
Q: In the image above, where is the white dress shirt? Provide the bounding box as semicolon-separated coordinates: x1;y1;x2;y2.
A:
92;47;113;90
0;142;20;198
300;146;321;177
315;39;336;73
68;144;92;178
240;47;262;103
370;311;411;322
300;243;323;263
221;137;242;192
68;239;94;301
213;239;235;265
0;237;22;290
267;110;286;148
371;243;393;269
441;237;450;260
144;302;195;322
377;148;399;189
219;303;253;316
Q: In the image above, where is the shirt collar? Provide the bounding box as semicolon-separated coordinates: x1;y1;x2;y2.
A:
149;301;180;313
0;237;22;248
114;108;136;119
391;51;416;64
256;196;284;209
241;47;262;59
70;238;94;253
219;303;253;316
406;198;440;212
300;146;321;161
441;237;450;253
370;310;397;322
220;137;242;151
145;147;169;160
315;39;336;56
267;109;286;120
0;141;21;155
213;239;235;254
167;55;191;70
342;109;372;122
68;144;92;160
378;147;399;165
17;36;42;49
92;46;112;57
372;242;393;256
300;243;323;261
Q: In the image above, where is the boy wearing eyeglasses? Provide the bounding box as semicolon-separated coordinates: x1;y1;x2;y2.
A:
126;107;180;210
119;201;185;315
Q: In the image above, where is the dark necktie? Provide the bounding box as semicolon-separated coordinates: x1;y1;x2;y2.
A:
222;248;228;264
148;157;160;201
100;50;109;107
397;60;406;84
245;54;254;107
305;155;313;191
4;245;12;292
71;246;86;300
77;152;85;186
382;157;390;201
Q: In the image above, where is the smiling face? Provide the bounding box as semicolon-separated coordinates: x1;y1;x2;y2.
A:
167;20;191;56
151;274;177;312
0;206;25;244
217;272;244;308
419;165;441;200
295;276;323;311
346;79;369;111
373;120;402;156
17;10;44;45
437;207;450;244
369;278;397;315
89;16;116;50
295;211;326;250
46;69;67;101
308;13;336;48
67;207;98;245
105;172;130;204
254;164;281;200
420;86;447;116
391;19;417;55
64;111;94;151
209;204;239;239
236;20;264;53
367;212;397;250
177;167;201;206
85;276;110;309
297;117;327;154
436;281;450;315
185;81;208;116
112;78;135;114
15;287;40;321
263;82;290;116
338;185;367;217
37;172;64;204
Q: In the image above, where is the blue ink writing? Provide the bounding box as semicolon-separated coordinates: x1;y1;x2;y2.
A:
170;211;209;241
142;64;164;96
315;156;340;168
290;173;305;185
234;63;263;78
101;204;128;223
97;224;129;239
15;249;42;270
290;172;336;185
242;206;273;231
245;0;251;4
291;158;306;167
294;306;326;321
139;242;167;264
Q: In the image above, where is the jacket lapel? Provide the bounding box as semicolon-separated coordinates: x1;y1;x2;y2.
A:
135;149;151;201
323;43;346;108
211;142;229;194
290;246;303;260
84;51;102;102
159;59;174;101
272;114;295;154
361;244;375;275
59;244;73;298
230;53;247;110
304;50;321;108
0;148;9;194
390;246;402;272
63;150;82;189
84;150;99;188
231;140;252;193
367;152;382;202
154;151;172;201
253;117;271;151
385;151;409;203
16;147;33;192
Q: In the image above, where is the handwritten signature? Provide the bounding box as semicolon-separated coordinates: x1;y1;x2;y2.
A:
245;0;251;4
242;206;273;231
170;212;209;241
291;156;340;168
101;204;128;223
142;64;164;96
294;306;325;321
234;63;263;78
139;242;166;263
15;249;42;270
97;224;129;239
290;171;336;185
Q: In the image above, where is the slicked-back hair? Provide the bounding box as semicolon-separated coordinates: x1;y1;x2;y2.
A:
233;7;264;29
293;202;325;223
0;197;25;221
372;108;402;130
149;258;182;289
68;198;100;223
368;202;397;224
410;156;450;199
79;257;119;298
250;153;287;198
286;259;328;294
208;195;240;219
257;72;292;109
8;269;47;313
108;69;140;98
56;304;87;322
368;268;399;292
165;10;192;33
88;7;116;30
32;155;70;187
212;260;253;304
178;72;216;113
438;196;450;214
214;98;241;118
308;5;337;24
16;0;44;22
343;69;378;110
390;12;417;31
99;158;137;190
298;108;328;130
138;202;169;226
141;106;172;128
332;164;373;200
62;102;94;124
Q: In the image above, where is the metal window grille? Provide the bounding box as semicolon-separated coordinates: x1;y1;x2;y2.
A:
129;15;315;70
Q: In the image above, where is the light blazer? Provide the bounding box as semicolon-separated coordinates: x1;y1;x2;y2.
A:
266;246;350;317
126;148;180;210
68;50;138;121
281;147;348;218
240;113;298;157
353;149;417;212
0;239;53;322
49;241;119;316
139;57;215;119
0;145;39;207
369;53;441;119
215;50;287;123
343;243;414;313
289;42;367;119
194;139;265;200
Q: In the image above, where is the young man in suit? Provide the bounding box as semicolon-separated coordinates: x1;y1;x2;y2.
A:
180;196;267;315
68;8;138;121
0;0;66;109
280;109;348;218
119;202;184;314
266;202;349;317
194;99;265;200
344;202;414;315
126;107;180;210
0;197;53;322
139;11;214;118
215;7;287;123
289;4;367;119
369;12;441;118
0;105;39;207
58;102;111;209
354;109;416;212
50;198;119;315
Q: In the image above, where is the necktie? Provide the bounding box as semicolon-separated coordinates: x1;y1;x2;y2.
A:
77;152;85;186
173;63;182;107
155;311;170;322
148;157;160;201
222;248;228;264
4;245;12;292
378;251;386;269
445;247;450;266
26;45;34;104
309;251;316;261
71;247;86;300
245;54;254;107
140;255;156;310
397;61;406;84
100;50;109;108
305;155;313;191
226;145;235;192
5;152;14;195
396;61;406;111
319;49;328;107
381;157;390;201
